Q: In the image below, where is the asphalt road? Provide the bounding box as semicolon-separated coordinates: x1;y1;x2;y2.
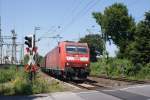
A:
1;84;150;100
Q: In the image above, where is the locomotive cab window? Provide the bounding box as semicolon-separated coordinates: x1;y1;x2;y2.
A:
77;46;87;54
66;46;76;53
66;45;88;54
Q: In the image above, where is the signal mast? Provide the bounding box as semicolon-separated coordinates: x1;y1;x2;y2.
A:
24;34;38;81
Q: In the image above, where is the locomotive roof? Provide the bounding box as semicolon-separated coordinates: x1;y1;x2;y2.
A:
45;41;88;57
60;41;88;46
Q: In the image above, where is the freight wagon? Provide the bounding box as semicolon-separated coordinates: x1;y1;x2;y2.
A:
41;41;90;80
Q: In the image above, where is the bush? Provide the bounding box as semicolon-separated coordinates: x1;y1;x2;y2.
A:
13;76;32;95
0;68;16;83
90;58;134;77
105;58;134;77
32;77;50;94
90;59;106;75
0;83;15;95
90;58;150;80
0;67;64;95
135;63;150;80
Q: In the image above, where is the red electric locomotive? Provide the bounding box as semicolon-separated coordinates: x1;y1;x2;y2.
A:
42;41;90;80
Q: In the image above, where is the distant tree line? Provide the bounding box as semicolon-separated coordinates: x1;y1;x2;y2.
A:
79;3;150;65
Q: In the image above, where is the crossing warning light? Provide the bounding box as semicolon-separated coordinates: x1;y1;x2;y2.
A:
24;35;34;48
25;36;32;47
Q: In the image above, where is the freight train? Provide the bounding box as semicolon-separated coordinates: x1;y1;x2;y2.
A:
41;41;90;80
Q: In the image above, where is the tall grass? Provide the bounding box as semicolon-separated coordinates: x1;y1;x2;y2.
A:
0;67;64;95
0;67;16;83
90;58;150;80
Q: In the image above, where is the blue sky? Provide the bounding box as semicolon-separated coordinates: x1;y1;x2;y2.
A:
0;0;150;58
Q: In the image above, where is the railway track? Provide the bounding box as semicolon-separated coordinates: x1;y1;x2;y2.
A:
41;71;150;91
71;75;150;90
90;75;150;84
42;71;111;90
68;82;94;90
68;79;111;90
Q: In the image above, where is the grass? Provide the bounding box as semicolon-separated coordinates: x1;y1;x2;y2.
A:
0;67;16;83
90;58;150;80
0;66;64;95
90;59;106;75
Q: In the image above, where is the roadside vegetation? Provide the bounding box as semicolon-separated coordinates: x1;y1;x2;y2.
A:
90;58;150;80
0;66;64;95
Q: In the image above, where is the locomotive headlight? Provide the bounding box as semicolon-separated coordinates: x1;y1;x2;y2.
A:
85;64;88;66
66;62;69;66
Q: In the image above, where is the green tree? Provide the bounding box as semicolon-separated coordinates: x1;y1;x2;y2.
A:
127;11;150;65
93;3;135;58
79;34;104;62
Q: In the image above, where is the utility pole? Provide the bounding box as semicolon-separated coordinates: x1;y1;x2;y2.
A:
20;40;24;64
11;29;17;64
34;26;40;46
0;16;2;64
0;18;22;64
34;27;40;64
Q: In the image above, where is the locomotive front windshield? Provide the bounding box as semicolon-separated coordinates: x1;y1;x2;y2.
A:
77;47;87;54
66;46;76;53
66;46;88;54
